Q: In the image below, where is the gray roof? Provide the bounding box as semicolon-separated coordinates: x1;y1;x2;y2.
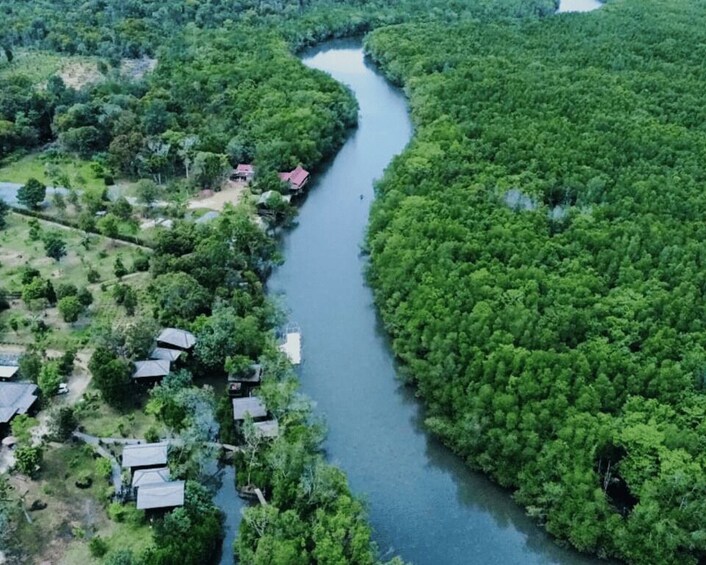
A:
136;480;185;510
0;382;38;424
133;360;170;379
228;364;262;384
257;191;291;206
149;348;183;362
122;442;169;468
0;366;19;379
195;210;220;224
253;420;280;438
232;396;267;421
132;466;171;488
157;328;196;350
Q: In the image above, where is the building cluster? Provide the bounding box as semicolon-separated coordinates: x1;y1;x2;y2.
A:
229;364;279;440
121;442;184;511
132;328;197;383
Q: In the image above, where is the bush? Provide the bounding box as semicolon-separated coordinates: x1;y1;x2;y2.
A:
87;268;101;283
58;348;76;376
49;406;77;441
75;471;93;489
14;445;42;478
89;536;109;558
58;295;83;323
95;458;112;480
144;426;160;443
56;282;78;300
132;254;150;272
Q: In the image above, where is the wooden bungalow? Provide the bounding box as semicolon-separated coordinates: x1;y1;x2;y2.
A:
121;442;169;471
227;364;263;398
0;382;38;431
136;480;185;511
278;165;310;193
232;396;268;422
149;347;183;363
132;360;170;383
253;420;279;439
231;164;255;183
132;467;171;488
156;328;196;351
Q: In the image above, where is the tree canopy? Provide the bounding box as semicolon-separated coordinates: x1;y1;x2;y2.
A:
364;1;706;562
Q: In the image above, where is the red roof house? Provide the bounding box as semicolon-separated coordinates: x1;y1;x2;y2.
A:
279;165;310;192
232;164;255;182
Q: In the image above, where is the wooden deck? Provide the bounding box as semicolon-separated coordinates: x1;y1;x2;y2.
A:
279;330;301;365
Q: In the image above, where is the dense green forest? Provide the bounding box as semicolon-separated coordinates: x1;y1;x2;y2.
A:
365;1;706;563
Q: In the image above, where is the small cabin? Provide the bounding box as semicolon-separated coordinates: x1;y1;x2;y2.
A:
121;442;169;471
132;467;171;489
0;382;38;432
253;419;279;439
227;364;263;398
232;164;255;183
232;396;268;422
0;366;19;381
136;480;185;511
132;360;170;383
278;165;310;193
156;328;196;351
149;348;183;363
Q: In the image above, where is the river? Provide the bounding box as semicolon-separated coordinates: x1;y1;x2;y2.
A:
266;40;600;565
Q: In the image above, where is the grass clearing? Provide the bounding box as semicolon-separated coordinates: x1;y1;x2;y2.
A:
0;212;149;292
77;391;163;440
9;442;154;564
9;443;113;562
0;49;101;88
0;152;106;191
0;212;151;347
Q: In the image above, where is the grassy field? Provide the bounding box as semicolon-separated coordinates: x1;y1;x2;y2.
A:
10;444;113;561
77;391;163;440
0;49;101;88
0;212;151;347
9;443;154;564
0;153;106;191
0;212;148;291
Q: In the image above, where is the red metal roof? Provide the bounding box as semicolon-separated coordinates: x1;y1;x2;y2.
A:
236;164;254;173
289;166;309;188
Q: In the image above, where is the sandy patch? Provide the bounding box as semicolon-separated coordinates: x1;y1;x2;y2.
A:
188;180;247;212
59;61;103;90
121;57;158;80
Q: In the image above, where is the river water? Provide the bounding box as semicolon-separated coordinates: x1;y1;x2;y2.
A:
267;41;599;565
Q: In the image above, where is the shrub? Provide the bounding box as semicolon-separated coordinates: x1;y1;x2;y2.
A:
87;267;101;283
89;536;109;558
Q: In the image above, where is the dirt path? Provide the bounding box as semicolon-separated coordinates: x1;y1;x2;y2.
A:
188;180;248;211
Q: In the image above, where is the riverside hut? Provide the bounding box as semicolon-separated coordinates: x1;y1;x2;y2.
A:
232;396;267;421
122;442;169;470
136;480;185;511
278;165;310;193
227;364;263;398
156;328;196;351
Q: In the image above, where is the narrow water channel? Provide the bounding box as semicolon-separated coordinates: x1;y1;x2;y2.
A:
268;41;600;565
